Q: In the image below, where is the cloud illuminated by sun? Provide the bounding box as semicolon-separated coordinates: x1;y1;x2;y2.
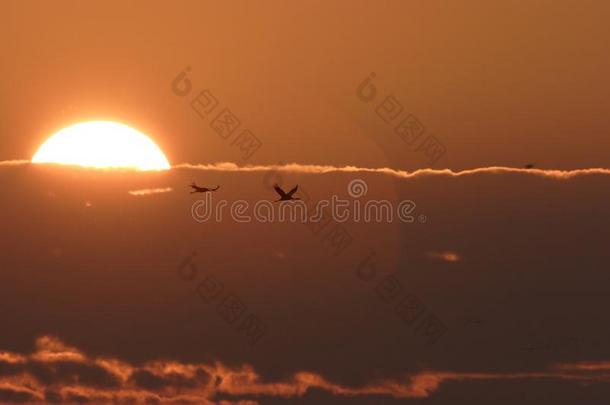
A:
32;121;170;171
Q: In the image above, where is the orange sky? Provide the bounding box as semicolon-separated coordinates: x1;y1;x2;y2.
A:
1;2;610;404
1;0;610;170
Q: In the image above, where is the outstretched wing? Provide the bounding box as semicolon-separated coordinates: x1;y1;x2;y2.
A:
273;184;288;198
287;185;298;197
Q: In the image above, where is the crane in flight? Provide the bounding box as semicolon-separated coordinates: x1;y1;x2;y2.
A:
273;184;300;201
190;182;220;194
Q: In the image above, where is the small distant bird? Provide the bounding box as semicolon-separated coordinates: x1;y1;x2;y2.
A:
273;184;300;201
524;163;535;169
189;182;220;194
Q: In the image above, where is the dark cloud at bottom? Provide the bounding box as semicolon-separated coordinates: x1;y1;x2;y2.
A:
0;335;609;404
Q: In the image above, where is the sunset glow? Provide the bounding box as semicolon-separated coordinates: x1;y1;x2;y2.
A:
32;121;170;171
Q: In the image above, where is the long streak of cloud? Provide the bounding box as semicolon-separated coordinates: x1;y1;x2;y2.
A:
175;162;610;180
128;187;173;196
6;160;610;179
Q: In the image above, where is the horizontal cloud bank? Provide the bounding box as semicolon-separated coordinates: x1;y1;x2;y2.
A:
176;163;610;180
0;336;608;404
6;160;610;179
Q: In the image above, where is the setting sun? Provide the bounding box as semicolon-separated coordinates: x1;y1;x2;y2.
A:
32;121;171;171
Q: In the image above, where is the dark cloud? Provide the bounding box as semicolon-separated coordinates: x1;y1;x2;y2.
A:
130;368;211;391
0;361;23;377
0;387;37;403
130;370;169;391
0;335;609;403
25;360;122;388
44;389;63;403
1;164;610;403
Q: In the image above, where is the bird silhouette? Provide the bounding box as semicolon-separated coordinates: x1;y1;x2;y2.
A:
273;184;300;201
524;163;535;169
190;182;220;194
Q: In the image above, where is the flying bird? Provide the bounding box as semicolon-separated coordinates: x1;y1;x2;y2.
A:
524;163;535;169
190;182;220;194
273;184;300;201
